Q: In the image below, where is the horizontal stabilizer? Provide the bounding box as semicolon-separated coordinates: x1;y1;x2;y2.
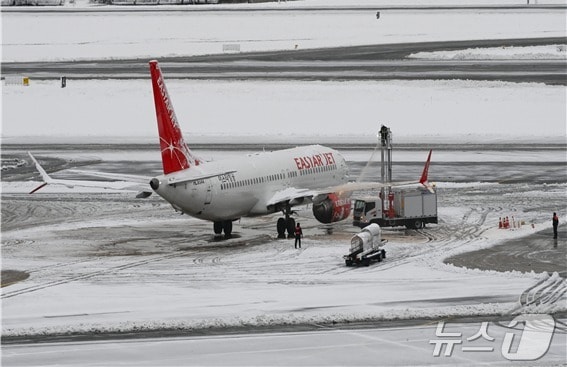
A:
29;182;48;195
136;191;153;199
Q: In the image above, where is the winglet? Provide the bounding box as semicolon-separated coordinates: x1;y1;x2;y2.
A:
28;152;53;194
149;60;201;175
419;150;434;193
29;182;48;194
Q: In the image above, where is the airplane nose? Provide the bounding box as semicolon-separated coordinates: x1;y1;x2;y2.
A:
150;178;160;191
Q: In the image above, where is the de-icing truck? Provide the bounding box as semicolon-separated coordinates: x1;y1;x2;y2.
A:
353;188;438;230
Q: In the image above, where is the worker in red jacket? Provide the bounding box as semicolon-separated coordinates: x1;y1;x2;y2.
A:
552;212;559;239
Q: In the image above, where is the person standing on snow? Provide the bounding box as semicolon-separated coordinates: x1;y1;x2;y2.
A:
552;212;559;239
294;223;303;249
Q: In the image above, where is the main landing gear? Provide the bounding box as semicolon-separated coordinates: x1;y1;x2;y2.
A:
277;206;296;239
213;220;233;238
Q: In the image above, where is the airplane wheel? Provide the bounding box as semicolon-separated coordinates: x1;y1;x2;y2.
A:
223;220;233;237
213;221;223;235
277;218;286;238
286;218;296;239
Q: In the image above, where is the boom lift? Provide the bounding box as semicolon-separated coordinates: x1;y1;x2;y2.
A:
353;126;438;229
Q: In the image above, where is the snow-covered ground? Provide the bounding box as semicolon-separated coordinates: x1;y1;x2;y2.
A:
1;2;566;365
1;188;565;338
2;5;566;62
2;78;566;141
2;142;566;338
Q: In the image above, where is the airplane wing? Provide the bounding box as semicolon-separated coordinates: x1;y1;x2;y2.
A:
316;179;427;195
28;152;153;197
266;180;424;208
266;187;317;207
66;169;151;185
331;149;434;194
267;149;434;207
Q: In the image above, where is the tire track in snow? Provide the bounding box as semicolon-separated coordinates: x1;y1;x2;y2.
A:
1;234;221;299
518;274;567;308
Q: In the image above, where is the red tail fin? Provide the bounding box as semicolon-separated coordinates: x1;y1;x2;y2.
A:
419;149;432;185
149;60;200;174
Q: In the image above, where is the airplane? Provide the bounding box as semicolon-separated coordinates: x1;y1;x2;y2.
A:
29;60;433;238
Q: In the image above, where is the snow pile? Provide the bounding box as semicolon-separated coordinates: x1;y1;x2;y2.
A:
1;158;26;171
409;45;567;60
0;302;519;338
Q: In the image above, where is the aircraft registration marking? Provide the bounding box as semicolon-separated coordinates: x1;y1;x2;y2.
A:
218;173;236;183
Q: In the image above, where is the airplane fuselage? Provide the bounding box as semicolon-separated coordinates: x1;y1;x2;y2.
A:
151;145;349;222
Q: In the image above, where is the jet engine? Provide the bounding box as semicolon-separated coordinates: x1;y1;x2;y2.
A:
312;193;352;224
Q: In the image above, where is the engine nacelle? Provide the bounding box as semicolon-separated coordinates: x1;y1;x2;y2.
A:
312;193;352;224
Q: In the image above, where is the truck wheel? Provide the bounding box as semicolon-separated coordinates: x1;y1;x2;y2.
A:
363;259;370;267
381;249;386;259
377;253;382;262
414;220;423;229
345;259;353;267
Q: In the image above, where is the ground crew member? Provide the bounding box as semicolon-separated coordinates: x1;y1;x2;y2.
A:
294;223;303;249
552;212;559;239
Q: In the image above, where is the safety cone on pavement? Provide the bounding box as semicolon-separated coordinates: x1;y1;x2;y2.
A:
498;217;503;229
